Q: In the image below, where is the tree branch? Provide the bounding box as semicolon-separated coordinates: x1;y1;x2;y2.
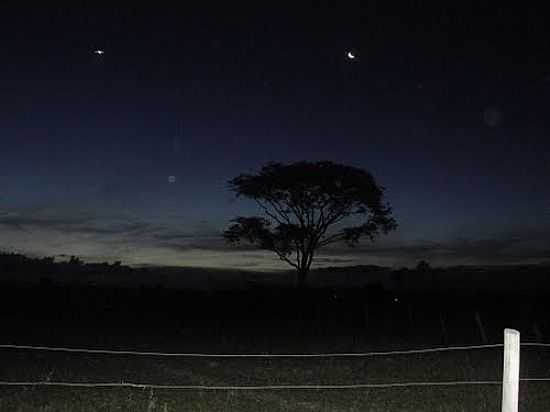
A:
273;247;299;269
265;197;293;225
286;198;306;229
317;231;346;248
294;240;301;268
255;199;286;226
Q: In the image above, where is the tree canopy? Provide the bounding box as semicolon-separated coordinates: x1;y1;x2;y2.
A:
223;161;397;287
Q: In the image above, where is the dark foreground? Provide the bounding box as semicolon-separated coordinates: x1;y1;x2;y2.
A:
0;277;549;411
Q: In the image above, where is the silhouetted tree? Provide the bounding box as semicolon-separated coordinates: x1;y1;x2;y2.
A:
69;256;83;266
42;256;55;265
223;161;398;287
416;260;439;291
416;260;431;272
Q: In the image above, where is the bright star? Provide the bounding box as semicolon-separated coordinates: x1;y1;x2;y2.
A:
93;50;105;55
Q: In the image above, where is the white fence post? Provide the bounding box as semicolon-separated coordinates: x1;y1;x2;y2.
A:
501;328;520;412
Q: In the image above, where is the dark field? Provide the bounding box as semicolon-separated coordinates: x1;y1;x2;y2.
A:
1;266;550;411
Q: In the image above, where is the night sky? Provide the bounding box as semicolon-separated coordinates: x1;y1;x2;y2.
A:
1;5;549;270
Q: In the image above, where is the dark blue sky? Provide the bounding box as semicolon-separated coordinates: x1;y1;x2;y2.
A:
1;5;549;269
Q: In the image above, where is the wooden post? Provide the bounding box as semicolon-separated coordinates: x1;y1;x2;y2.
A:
363;302;369;329
533;322;543;342
501;328;520;412
475;311;488;344
407;303;415;331
439;312;448;344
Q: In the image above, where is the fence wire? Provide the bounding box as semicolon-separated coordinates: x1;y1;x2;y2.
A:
0;343;512;357
0;378;548;390
1;342;549;391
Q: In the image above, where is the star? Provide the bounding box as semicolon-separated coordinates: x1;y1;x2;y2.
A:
93;50;105;55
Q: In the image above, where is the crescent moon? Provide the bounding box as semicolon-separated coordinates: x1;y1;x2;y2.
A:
347;51;355;59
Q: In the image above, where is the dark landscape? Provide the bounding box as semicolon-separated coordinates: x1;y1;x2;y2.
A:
2;3;550;411
1;255;549;410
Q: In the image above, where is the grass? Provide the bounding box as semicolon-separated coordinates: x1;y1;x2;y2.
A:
0;345;549;411
1;275;549;410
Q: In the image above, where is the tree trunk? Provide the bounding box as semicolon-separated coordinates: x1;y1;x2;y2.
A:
296;268;308;288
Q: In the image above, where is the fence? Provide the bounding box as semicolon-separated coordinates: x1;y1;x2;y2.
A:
1;329;549;411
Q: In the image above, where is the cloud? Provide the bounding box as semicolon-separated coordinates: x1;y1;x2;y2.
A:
0;210;157;237
314;257;356;264
322;231;550;265
152;233;200;241
1;206;548;270
158;237;260;253
233;261;263;268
